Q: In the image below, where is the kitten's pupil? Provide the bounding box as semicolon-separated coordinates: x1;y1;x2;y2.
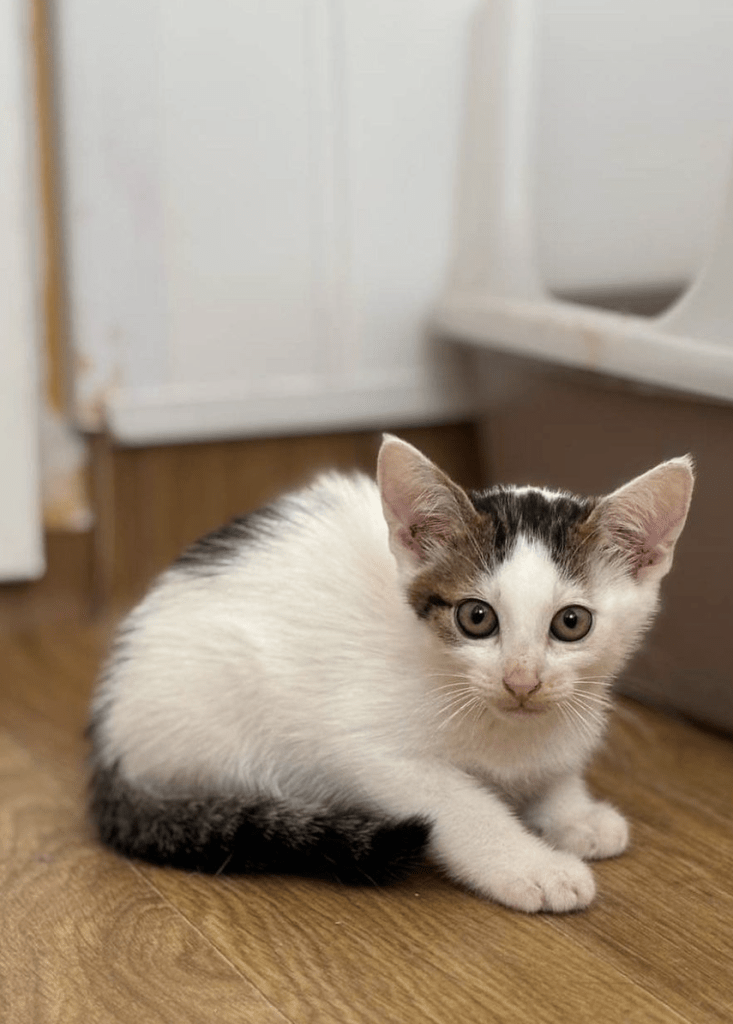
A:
563;610;578;629
471;606;486;625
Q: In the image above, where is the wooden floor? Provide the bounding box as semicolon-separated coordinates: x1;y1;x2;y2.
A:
1;624;732;1023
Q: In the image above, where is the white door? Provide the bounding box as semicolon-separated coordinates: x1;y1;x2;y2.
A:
55;0;475;443
0;0;43;581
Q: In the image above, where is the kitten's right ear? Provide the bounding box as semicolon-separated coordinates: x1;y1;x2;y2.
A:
377;435;476;574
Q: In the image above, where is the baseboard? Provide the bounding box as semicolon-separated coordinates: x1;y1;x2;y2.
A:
0;530;94;631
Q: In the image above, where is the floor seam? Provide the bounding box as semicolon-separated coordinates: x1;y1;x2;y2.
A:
541;914;700;1024
129;861;298;1024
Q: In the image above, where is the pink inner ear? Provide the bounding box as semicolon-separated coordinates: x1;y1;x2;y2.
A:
632;526;667;572
395;507;452;560
641;507;684;566
604;466;692;577
607;507;673;574
380;479;424;551
396;522;423;557
378;435;477;567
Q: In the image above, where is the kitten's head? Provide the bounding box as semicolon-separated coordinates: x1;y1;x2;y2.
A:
377;435;693;727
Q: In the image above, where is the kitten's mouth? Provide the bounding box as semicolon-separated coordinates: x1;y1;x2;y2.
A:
498;703;549;718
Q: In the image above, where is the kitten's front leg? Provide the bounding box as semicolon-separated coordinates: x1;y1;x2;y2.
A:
369;762;596;913
524;774;629;861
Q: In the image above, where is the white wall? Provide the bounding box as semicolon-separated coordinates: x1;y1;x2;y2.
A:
0;0;43;580
56;0;476;444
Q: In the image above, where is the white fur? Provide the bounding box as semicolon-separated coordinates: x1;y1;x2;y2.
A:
93;440;692;913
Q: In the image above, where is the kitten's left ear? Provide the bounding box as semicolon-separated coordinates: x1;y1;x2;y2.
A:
594;456;694;583
377;435;477;574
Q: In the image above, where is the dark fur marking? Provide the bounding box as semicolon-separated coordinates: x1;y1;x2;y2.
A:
416;594;452;620
89;763;429;886
173;505;284;576
468;487;599;580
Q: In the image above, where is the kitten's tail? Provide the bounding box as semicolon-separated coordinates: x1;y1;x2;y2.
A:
89;763;429;886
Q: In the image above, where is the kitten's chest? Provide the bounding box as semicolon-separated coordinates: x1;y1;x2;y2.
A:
441;714;586;795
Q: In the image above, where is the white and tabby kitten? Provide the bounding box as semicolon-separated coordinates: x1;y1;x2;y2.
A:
88;435;693;913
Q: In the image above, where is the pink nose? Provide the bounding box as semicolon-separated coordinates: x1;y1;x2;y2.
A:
503;668;542;699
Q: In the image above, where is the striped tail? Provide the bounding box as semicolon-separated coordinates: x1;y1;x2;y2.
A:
89;763;430;886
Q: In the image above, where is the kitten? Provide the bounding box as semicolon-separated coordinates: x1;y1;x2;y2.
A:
88;435;693;913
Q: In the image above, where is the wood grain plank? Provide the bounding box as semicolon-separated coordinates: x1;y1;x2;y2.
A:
0;627;103;789
141;861;689;1024
0;729;290;1024
594;699;733;820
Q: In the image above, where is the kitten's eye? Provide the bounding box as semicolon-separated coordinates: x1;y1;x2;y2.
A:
550;606;593;642
455;600;498;639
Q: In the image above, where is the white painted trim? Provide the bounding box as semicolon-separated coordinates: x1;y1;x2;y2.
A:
0;0;43;580
106;369;475;445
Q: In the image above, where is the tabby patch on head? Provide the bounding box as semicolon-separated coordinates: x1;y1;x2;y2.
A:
470;488;599;579
402;485;598;642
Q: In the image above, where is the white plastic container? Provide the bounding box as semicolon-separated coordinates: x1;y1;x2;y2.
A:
534;0;733;298
438;0;733;403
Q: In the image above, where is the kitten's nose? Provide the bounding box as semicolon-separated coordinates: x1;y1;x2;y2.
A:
502;668;542;700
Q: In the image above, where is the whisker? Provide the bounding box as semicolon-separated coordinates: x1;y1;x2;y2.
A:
571;689;612;709
424;688;473;717
429;696;472;721
424;680;487;732
434;693;483;722
567;691;609;717
564;701;608;739
556;702;584;742
425;678;476;689
436;698;475;730
573;693;613;709
560;698;600;746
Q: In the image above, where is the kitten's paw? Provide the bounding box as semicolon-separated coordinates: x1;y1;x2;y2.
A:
543;803;629;861
487;850;595;914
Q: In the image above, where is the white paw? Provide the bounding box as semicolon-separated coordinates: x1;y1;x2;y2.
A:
543;803;629;861
487;849;596;914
